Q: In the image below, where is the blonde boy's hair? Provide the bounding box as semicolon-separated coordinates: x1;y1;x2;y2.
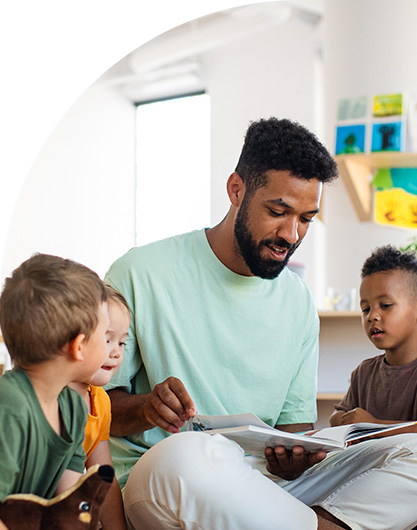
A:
0;253;107;366
105;284;130;315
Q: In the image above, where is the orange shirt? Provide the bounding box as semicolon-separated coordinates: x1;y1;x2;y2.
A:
83;385;111;461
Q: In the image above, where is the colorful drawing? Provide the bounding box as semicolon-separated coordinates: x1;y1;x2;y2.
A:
390;168;417;195
373;93;404;117
337;97;368;121
373;167;417;228
335;124;366;155
371;121;404;152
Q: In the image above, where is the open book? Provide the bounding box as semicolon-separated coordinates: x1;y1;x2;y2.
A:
187;413;417;455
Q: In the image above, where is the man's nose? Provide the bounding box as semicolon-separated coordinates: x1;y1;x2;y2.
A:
277;218;299;244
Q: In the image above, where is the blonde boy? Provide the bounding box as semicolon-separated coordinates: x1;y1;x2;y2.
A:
0;254;109;514
70;285;130;530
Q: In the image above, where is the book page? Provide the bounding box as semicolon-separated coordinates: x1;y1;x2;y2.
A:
310;425;351;444
204;425;343;454
188;413;277;432
345;421;417;444
187;414;417;454
187;415;344;453
312;421;417;446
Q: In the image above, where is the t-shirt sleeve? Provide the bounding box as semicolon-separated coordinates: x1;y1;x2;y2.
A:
66;436;87;473
83;387;111;461
277;305;319;425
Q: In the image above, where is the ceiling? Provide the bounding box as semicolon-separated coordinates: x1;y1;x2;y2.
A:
98;1;323;102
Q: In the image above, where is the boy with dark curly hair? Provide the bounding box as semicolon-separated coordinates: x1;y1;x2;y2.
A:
330;244;417;426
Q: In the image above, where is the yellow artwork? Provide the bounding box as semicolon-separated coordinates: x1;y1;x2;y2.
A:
374;188;417;228
373;93;404;117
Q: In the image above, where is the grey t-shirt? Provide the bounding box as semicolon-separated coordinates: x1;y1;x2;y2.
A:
335;354;417;421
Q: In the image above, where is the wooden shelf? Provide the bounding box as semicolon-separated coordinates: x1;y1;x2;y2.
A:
317;393;344;401
318;310;361;319
335;152;417;221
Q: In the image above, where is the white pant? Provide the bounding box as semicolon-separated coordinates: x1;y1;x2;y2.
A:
123;431;417;530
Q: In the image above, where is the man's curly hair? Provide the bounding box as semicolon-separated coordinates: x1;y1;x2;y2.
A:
361;245;417;278
235;117;339;195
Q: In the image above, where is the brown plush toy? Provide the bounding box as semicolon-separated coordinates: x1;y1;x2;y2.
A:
0;464;114;530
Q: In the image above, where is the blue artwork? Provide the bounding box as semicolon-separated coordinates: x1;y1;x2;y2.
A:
371;121;404;152
335;124;366;155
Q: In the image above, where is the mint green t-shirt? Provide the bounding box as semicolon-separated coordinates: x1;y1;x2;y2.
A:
105;229;319;488
0;368;87;500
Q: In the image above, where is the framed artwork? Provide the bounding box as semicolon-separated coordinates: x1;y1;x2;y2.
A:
373;167;417;227
373;93;404;117
337;97;368;121
335;124;366;155
371;121;404;152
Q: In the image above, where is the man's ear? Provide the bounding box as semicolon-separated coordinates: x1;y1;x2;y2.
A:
67;334;87;362
226;172;246;207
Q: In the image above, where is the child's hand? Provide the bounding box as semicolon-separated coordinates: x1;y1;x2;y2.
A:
340;408;377;424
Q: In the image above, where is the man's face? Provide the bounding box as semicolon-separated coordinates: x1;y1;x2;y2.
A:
234;170;322;279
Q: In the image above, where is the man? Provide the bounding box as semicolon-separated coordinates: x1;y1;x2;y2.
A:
106;118;417;530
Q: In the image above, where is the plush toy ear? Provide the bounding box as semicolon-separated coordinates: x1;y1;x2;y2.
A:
0;465;114;530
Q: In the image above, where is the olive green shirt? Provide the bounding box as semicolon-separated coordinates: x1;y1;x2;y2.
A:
0;368;87;500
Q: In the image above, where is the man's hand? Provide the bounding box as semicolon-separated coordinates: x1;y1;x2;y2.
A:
108;377;196;436
264;445;326;481
339;407;376;425
142;377;196;433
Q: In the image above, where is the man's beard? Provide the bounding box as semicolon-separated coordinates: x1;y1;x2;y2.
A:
234;201;297;280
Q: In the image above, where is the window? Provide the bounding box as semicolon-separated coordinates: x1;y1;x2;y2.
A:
135;92;211;246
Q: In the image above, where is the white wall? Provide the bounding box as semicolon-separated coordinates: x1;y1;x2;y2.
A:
1;0;270;291
2;8;324;292
7;1;416;303
4;1;417;287
205;14;321;224
323;0;417;295
315;0;417;420
204;13;326;301
2;84;136;280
